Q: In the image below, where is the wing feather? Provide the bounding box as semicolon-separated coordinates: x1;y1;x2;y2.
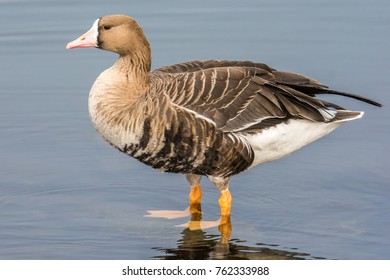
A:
152;60;380;135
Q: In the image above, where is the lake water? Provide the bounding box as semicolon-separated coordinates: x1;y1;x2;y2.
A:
0;0;389;260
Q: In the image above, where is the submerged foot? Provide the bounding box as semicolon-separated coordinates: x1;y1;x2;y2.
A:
176;218;222;230
144;207;191;219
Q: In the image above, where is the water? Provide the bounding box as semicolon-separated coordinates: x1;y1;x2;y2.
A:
0;0;389;259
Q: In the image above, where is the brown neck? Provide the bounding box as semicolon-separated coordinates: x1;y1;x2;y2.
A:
114;42;152;88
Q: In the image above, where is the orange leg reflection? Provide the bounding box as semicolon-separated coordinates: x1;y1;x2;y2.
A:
185;211;232;244
145;185;232;243
219;215;232;244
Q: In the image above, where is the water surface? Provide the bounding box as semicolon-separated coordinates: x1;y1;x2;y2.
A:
0;0;389;259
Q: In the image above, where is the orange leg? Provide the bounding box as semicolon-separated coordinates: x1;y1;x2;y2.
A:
189;185;202;215
218;190;232;217
189;184;202;204
218;190;232;242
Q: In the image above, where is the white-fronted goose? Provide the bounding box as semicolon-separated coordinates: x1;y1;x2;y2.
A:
67;15;381;219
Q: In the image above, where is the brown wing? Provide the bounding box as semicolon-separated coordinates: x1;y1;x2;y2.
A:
154;60;381;110
154;64;338;133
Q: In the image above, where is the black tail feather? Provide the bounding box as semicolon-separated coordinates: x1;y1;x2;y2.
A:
284;84;382;107
315;88;383;107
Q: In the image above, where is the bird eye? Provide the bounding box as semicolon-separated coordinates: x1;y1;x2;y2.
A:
103;25;111;30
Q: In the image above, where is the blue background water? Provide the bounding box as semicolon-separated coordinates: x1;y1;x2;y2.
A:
0;0;389;259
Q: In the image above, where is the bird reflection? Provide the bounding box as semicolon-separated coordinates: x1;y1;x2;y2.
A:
152;218;319;260
146;204;321;260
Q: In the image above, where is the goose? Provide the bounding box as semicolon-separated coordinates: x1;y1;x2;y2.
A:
66;14;381;220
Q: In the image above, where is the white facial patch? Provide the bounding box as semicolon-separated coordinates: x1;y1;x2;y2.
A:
89;19;100;43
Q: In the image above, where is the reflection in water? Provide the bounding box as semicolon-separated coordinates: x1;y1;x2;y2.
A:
148;209;323;260
152;226;321;260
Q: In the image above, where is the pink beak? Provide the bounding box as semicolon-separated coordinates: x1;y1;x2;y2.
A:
66;20;99;49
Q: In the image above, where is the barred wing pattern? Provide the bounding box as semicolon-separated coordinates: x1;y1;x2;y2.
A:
154;60;343;134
